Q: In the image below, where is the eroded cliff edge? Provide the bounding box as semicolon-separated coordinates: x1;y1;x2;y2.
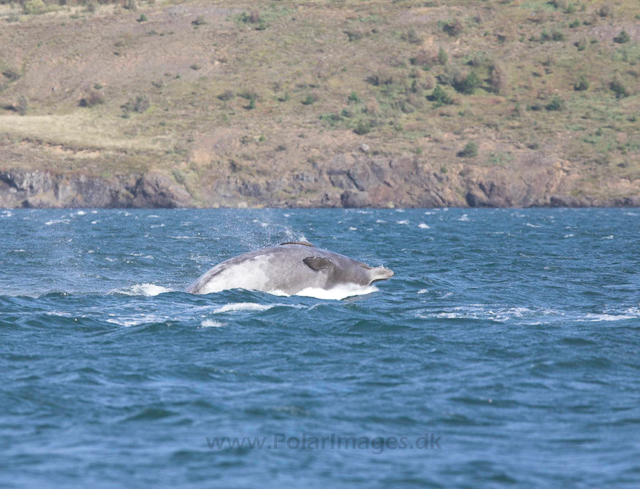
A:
2;154;639;209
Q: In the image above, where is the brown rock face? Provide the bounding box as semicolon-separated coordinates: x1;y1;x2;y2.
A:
1;153;639;208
0;170;193;208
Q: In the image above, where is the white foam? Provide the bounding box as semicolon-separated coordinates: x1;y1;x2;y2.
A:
458;214;470;222
525;223;540;228
45;219;70;226
213;303;274;314
77;211;86;216
376;220;386;223
349;227;357;231
201;319;225;327
602;235;614;240
111;283;172;297
418;223;430;229
418;289;428;294
295;284;378;300
577;313;637;322
397;220;409;225
564;234;574;238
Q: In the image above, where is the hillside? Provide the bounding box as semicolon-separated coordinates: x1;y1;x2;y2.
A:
0;0;639;208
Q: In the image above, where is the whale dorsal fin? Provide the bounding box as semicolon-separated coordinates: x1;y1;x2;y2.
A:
303;256;333;271
279;241;316;247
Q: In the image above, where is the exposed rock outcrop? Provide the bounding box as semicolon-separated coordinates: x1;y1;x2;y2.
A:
1;154;639;208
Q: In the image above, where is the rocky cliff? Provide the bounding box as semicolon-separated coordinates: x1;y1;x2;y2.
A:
2;154;639;208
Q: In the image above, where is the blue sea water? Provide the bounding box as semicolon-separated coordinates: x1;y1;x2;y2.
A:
1;208;640;488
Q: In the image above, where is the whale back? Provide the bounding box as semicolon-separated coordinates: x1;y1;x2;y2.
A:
187;243;391;295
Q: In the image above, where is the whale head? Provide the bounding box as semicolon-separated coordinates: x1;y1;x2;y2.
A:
303;255;394;287
367;265;395;284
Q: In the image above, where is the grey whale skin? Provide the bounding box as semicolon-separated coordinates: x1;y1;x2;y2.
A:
187;242;394;295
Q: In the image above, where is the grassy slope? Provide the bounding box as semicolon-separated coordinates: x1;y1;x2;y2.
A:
0;0;639;205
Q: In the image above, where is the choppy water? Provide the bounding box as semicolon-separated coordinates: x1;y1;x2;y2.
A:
1;208;640;488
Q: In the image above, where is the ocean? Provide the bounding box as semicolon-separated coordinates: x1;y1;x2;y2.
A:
1;208;639;487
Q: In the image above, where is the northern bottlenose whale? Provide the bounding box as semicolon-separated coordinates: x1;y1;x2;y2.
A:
187;242;394;296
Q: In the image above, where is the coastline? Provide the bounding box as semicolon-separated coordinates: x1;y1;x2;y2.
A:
2;156;639;209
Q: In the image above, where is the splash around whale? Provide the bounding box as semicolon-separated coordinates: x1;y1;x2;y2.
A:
187;242;394;300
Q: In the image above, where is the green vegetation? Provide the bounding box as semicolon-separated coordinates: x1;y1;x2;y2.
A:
574;76;589;91
458;142;478;158
0;0;638;197
614;30;631;44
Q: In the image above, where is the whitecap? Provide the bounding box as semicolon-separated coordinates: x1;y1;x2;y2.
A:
110;283;172;297
602;235;614;240
525;223;540;228
91;221;99;225
45;219;70;226
376;219;386;223
564;234;574;238
458;214;470;222
201;319;225;328
76;211;86;216
418;223;430;229
295;284;378;300
577;313;635;322
147;215;160;219
348;226;357;231
213;303;274;314
418;289;428;294
151;224;165;228
397;220;409;225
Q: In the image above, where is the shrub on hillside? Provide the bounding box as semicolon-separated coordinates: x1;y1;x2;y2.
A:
218;90;235;101
454;71;481;95
610;79;629;99
438;47;448;65
574;75;589;91
442;18;464;36
353;120;372;135
410;50;434;68
79;91;105;108
17;96;28;116
401;28;423;45
545;95;565;111
366;70;394;86
614;30;630;44
2;69;20;82
598;6;612;18
23;0;46;15
489;63;508;95
457;141;478;158
302;94;319;105
429;85;453;105
123;95;150;114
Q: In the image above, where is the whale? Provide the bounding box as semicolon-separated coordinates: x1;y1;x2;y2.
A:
186;242;394;297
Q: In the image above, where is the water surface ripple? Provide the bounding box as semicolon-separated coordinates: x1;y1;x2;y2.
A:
1;208;639;487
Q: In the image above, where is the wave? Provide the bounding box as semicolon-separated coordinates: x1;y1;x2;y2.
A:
294;284;378;300
201;319;225;327
110;283;173;297
213;303;275;314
